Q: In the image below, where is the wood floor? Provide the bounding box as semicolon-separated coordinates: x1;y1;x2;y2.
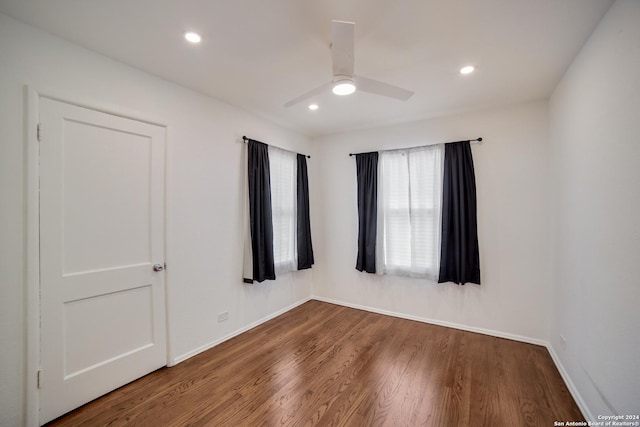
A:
46;300;583;426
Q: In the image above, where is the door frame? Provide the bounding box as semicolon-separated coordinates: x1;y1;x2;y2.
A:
24;86;171;426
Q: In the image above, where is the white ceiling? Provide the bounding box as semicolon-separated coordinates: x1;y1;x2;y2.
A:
0;0;613;136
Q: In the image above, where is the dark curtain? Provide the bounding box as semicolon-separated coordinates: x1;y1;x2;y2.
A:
247;140;275;282
296;154;314;270
438;141;481;285
355;152;378;273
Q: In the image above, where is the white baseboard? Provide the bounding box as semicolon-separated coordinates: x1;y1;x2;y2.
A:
170;296;312;365
311;295;548;347
546;344;594;421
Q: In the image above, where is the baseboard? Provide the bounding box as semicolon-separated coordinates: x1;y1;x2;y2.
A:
311;295;547;346
170;296;312;365
546;344;594;422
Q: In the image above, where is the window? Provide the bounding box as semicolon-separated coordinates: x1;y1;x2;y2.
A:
379;144;443;281
268;146;297;273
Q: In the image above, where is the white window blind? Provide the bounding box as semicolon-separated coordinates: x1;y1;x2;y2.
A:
268;146;297;273
379;144;444;281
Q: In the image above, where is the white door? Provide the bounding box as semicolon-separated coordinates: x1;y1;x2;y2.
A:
39;97;167;424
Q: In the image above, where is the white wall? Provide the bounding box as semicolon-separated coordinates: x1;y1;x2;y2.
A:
549;0;640;418
311;100;553;342
0;13;313;427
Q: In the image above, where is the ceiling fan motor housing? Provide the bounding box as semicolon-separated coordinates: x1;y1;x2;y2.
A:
332;75;356;95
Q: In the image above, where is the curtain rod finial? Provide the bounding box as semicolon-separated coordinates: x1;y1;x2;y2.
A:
477;137;483;142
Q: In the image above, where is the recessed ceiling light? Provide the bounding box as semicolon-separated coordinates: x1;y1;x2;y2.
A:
308;103;319;111
460;65;475;75
184;32;202;44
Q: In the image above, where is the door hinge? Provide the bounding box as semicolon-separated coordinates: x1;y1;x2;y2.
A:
37;370;42;388
37;123;42;141
164;262;167;270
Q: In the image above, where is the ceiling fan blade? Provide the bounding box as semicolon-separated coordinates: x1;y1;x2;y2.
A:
355;75;415;101
331;20;355;77
283;81;333;108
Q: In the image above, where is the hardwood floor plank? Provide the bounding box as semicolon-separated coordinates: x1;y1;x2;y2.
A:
46;300;584;427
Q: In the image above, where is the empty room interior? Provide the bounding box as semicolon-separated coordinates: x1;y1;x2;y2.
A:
1;0;639;426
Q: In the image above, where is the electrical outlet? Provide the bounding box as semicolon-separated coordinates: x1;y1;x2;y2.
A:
218;311;229;322
560;334;567;351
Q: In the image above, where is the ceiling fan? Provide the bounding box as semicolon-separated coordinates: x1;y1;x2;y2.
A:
284;20;415;108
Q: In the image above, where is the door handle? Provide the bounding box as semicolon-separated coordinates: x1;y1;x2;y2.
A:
153;264;164;272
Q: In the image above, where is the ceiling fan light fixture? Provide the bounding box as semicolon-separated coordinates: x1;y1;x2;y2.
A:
332;78;356;96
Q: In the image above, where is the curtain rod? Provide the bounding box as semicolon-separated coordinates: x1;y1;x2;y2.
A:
348;137;483;157
242;136;311;158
